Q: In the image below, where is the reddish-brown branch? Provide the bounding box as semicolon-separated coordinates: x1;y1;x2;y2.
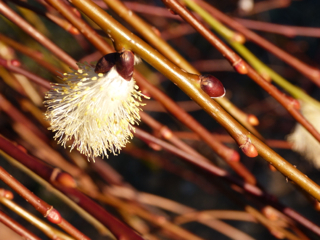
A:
134;128;263;195
0;58;52;89
162;0;241;66
174;131;292;149
0;125;319;236
133;128;320;236
135;72;261;183
162;0;320;145
142;100;202;112
0;34;61;75
0;135;146;240
194;0;320;85
140;112;209;161
235;18;320;38
0;94;48;142
0;210;41;240
93;0;183;21
161;23;195;40
0;1;78;69
8;0;80;34
0;165;89;240
246;0;291;15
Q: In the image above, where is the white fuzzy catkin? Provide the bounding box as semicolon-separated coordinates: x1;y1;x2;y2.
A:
287;102;320;168
44;63;148;161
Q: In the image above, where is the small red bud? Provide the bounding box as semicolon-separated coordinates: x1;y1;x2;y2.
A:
149;143;162;151
247;114;259;126
17;145;27;153
310;68;320;81
159;126;172;140
0;189;14;200
232;33;246;44
233;59;248;74
287;96;300;110
72;8;81;18
68;26;80;35
314;201;320;211
56;173;77;188
95;53;117;74
270;229;285;239
200;75;226;98
116;50;135;81
46;208;62;224
229;150;240;162
269;164;277;172
240;139;258;158
4;191;14;199
260;71;271;82
141;88;151;98
231;184;244;193
262;206;279;221
11;60;21;67
168;9;177;15
151;26;161;37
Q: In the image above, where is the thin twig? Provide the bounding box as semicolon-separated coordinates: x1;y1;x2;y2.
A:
8;0;80;34
0;58;52;89
0;166;90;240
0;135;144;240
0;1;77;69
235;18;320;38
192;0;320;86
0;209;41;240
133;128;320;236
102;187;255;240
0;34;61;75
0;197;75;240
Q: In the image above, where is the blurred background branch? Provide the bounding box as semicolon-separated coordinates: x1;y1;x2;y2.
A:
0;0;320;239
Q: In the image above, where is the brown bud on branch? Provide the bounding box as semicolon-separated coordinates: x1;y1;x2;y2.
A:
116;50;135;81
94;52;117;74
240;138;258;158
200;75;226;98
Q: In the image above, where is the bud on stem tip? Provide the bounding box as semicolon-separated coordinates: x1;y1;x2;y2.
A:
240;138;258;158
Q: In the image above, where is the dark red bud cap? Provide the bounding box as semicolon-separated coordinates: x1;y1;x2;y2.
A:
95;53;117;74
200;75;226;98
116;50;135;81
